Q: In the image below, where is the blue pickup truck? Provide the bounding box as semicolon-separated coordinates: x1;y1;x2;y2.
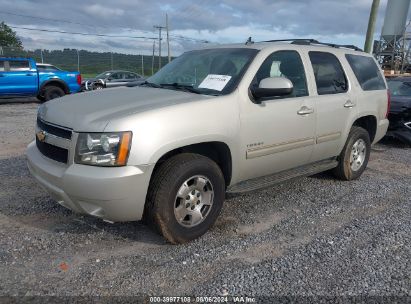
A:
0;57;81;101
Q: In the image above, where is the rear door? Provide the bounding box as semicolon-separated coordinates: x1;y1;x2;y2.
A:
308;51;357;162
1;59;38;96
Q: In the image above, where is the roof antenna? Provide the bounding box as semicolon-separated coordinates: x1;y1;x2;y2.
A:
245;37;254;45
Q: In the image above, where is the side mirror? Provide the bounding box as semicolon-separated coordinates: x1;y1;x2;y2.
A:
251;77;293;100
107;77;113;81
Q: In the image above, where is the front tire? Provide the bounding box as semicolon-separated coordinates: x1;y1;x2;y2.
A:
144;153;225;244
93;83;104;90
37;95;46;102
333;126;371;180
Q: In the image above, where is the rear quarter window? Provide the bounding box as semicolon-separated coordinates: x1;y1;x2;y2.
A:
345;54;386;91
9;60;31;71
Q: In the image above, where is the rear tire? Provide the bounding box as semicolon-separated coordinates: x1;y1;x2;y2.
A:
144;153;225;244
44;85;65;101
333;126;371;181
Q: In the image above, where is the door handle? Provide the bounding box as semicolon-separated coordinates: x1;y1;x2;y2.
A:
297;106;314;116
0;74;4;77
344;100;355;108
25;73;34;76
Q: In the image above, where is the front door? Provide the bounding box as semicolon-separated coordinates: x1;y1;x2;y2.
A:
106;72;126;88
239;50;316;181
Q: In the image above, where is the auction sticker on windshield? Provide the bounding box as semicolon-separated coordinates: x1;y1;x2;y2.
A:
198;74;232;91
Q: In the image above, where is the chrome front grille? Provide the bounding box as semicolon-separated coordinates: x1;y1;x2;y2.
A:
36;118;72;139
36;119;72;164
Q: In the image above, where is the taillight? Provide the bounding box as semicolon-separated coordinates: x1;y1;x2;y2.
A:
386;89;391;118
76;74;82;86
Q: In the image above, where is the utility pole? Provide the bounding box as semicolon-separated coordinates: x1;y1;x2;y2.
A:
110;52;113;70
141;54;144;77
151;40;155;75
40;49;44;63
166;13;171;63
76;49;80;72
364;0;380;53
154;24;166;70
0;46;3;56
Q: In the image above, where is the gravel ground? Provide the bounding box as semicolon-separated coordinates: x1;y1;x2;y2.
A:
0;103;410;301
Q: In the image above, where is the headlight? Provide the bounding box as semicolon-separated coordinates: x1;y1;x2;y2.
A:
75;132;132;166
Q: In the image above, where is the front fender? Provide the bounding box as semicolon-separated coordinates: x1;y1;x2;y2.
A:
147;134;235;165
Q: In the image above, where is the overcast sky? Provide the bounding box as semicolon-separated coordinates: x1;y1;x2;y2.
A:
0;0;408;55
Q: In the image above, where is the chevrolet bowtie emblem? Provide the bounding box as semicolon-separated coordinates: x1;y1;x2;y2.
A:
36;130;47;142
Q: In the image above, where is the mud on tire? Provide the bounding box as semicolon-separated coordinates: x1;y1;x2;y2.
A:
144;153;225;244
333;126;371;181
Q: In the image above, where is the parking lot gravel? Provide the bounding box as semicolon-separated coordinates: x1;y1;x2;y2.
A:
0;103;410;301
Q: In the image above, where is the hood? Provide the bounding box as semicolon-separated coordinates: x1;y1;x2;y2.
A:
39;86;212;132
390;96;411;113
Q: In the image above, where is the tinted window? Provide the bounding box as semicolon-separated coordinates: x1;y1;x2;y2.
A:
110;73;123;80
346;54;386;91
309;52;348;95
253;50;308;97
126;73;139;80
9;60;30;71
387;80;411;96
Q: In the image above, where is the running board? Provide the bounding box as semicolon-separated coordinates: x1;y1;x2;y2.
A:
227;159;338;194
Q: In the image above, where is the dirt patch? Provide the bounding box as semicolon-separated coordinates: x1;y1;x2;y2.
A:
237;212;285;236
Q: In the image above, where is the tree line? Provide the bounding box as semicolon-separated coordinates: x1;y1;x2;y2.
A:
0;21;170;76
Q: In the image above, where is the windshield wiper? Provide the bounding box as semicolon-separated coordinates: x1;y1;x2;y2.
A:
139;81;163;88
160;83;203;94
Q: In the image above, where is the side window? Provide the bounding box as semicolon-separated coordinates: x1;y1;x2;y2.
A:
110;73;121;80
126;73;138;80
346;54;386;91
253;50;308;97
309;52;348;95
9;60;30;72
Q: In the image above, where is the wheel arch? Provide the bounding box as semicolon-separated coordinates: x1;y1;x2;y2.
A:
352;115;377;143
40;79;70;94
151;141;233;188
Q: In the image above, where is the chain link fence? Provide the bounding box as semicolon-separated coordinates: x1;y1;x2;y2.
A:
0;46;170;78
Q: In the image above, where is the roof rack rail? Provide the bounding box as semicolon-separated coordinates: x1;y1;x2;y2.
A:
260;39;363;52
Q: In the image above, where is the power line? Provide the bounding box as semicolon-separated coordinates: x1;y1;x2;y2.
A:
0;11;209;43
10;26;159;40
1;11;98;28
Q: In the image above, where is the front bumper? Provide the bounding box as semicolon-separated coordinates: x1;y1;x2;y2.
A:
26;141;154;222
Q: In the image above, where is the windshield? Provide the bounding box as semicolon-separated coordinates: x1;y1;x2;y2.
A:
95;72;112;79
147;48;258;95
387;80;411;97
